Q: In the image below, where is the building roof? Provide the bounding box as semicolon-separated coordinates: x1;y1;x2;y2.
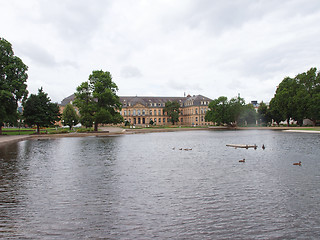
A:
60;94;212;107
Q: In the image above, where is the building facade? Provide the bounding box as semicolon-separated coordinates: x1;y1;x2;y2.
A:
60;94;213;126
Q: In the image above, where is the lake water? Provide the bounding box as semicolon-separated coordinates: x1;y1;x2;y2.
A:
0;130;320;239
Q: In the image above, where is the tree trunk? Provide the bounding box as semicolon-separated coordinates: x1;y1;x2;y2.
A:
0;125;2;135
37;124;40;134
287;119;290;127
94;122;98;131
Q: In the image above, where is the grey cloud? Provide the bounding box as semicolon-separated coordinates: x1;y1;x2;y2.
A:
37;0;113;43
17;42;78;68
120;66;142;78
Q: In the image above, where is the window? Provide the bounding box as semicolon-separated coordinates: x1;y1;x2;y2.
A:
137;110;141;116
142;110;145;116
154;110;157;115
163;118;165;123
181;118;183;122
124;110;127;116
150;110;152;115
158;110;161;115
195;108;198;114
196;117;198;122
159;118;161;123
128;110;131;116
133;110;136;116
154;118;157;122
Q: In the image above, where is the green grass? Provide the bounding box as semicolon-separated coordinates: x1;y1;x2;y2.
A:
297;127;320;131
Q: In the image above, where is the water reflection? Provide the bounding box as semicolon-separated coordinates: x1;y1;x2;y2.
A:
0;131;320;239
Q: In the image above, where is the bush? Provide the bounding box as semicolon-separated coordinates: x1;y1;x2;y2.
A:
76;128;94;133
49;129;69;134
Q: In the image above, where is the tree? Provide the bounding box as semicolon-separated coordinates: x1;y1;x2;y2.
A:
257;101;271;125
23;88;60;133
270;77;301;126
74;81;95;128
269;67;320;126
229;95;245;125
74;70;123;131
239;104;257;126
295;67;320;126
205;96;231;125
62;103;79;130
164;101;180;125
0;38;28;134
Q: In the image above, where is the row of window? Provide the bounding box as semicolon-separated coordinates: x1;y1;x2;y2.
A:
124;115;207;124
121;108;209;116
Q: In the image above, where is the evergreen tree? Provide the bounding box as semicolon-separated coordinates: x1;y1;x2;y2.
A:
23;88;60;133
62;103;79;130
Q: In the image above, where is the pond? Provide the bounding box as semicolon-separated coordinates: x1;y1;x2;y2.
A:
0;130;320;239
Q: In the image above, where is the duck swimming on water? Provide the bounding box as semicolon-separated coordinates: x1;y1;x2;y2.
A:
239;159;245;163
293;161;302;166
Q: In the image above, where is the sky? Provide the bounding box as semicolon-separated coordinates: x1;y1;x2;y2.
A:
1;0;320;104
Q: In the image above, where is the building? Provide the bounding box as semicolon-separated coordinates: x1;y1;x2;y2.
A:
60;94;213;126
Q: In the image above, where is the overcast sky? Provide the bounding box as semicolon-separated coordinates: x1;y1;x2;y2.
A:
1;0;320;104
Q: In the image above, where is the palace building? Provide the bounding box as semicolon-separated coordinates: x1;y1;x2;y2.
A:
60;94;213;126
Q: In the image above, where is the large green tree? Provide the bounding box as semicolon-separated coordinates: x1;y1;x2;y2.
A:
164;101;180;125
205;96;231;126
205;95;246;126
0;38;28;134
74;70;123;131
229;95;246;125
269;67;320;126
295;67;320;126
23;88;60;133
73;81;95;128
62;103;79;130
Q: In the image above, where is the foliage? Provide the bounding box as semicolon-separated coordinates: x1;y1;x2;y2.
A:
269;67;320;126
62;103;79;130
164;101;180;125
229;95;246;124
0;38;28;134
205;96;230;125
257;101;270;125
74;70;123;131
238;104;257;126
205;95;246;126
23;88;61;133
49;128;69;134
76;127;94;133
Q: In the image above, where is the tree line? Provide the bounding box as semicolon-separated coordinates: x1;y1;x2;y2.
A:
205;67;320;127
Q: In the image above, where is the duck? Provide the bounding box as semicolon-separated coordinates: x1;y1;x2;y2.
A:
239;159;245;163
262;144;265;150
293;161;301;166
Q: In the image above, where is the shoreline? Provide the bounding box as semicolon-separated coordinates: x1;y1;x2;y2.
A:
1;126;319;147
